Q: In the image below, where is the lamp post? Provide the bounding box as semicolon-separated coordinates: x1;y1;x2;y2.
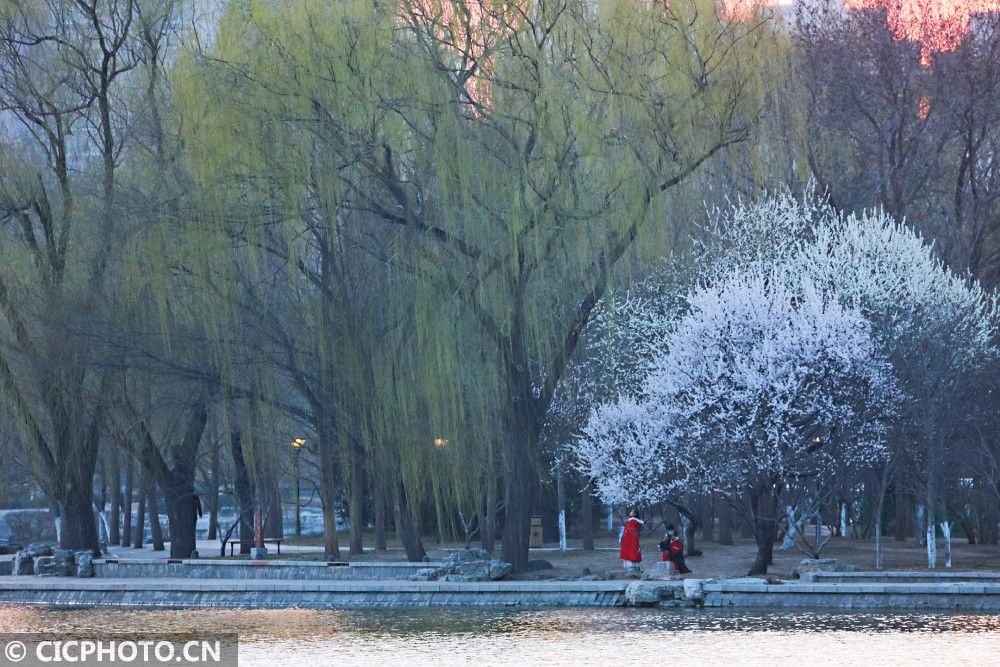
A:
291;438;306;537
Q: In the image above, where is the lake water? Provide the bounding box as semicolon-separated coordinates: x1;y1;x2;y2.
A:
1;606;999;666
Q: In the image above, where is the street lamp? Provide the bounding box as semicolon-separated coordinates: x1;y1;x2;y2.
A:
291;438;306;537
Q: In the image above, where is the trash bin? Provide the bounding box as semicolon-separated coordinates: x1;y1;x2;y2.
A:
530;516;543;548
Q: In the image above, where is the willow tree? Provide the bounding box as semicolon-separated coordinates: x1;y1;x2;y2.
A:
392;0;774;569
174;0;773;569
0;0;152;549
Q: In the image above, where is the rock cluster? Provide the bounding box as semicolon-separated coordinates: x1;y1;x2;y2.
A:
640;561;676;581
10;543;95;577
624;580;684;607
410;548;513;582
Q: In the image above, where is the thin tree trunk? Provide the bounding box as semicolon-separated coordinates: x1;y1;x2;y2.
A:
701;494;715;542
147;477;165;552
556;463;567;551
717;492;733;546
261;468;283;540
229;428;255;556
109;456;121;546
481;441;497;554
121;459;134;547
316;413;342;560
133;484;147;549
580;481;594;551
374;487;387;552
207;443;220;541
894;477;908;541
874;463;891;571
347;438;365;555
926;478;938;569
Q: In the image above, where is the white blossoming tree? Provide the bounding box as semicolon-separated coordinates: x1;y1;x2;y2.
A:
576;267;898;574
798;209;999;568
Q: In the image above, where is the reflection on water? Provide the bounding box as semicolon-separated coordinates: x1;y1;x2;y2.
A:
1;606;999;666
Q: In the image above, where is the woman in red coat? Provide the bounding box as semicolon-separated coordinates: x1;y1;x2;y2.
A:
657;524;692;574
619;509;644;570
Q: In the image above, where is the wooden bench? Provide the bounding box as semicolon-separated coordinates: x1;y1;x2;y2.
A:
228;538;283;556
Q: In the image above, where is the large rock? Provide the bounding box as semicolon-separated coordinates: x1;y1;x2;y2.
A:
0;542;23;556
11;543;54;576
641;561;676;580
12;551;34;576
625;581;681;606
794;558;858;578
25;543;55;558
414;552;514;582
439;559;513;582
73;551;94;578
683;578;712;606
443;548;490;565
34;549;74;577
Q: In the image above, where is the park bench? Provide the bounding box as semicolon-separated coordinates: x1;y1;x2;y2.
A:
228;537;282;556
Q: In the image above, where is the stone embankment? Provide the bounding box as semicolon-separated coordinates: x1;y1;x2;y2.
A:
4;550;1000;609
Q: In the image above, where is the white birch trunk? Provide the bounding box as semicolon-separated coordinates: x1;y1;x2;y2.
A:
926;518;937;569
941;521;952;568
558;510;567;552
779;505;799;550
839;502;847;537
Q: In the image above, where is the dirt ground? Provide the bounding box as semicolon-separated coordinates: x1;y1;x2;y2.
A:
277;532;1000;579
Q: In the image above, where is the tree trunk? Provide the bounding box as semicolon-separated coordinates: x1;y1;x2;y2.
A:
748;489;778;575
57;442;100;551
347;438;365;555
580;481;594;551
500;419;537;572
121;459;134;547
261;467;283;540
147;477;165;552
740;496;756;539
373;488;387;552
394;479;426;562
109;457;121;546
556;463;567;551
894;483;908;541
701;494;715;542
162;473;199;559
941;521;952;568
207;444;220;541
874;463;891;571
716;492;733;546
481;441;497;554
926;478;938;569
683;512;699;556
133;486;147;548
229;428;255;556
59;483;99;553
315;411;342;560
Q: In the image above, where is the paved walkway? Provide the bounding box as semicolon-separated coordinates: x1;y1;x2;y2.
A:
103;540;325;560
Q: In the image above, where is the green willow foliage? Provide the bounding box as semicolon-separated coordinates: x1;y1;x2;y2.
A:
171;0;776;566
0;0;776;562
